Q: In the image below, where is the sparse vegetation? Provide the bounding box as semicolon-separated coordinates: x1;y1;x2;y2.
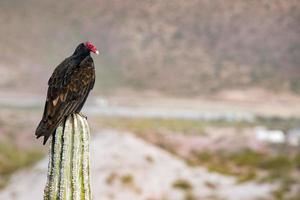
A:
0;109;46;189
121;174;134;185
106;172;117;185
172;179;193;191
186;149;300;199
94;116;300;137
93;116;257;137
93;117;208;135
192;149;300;183
184;192;197;200
93;115;300;198
0;140;43;189
204;194;226;200
93;116;300;184
204;181;218;189
145;155;154;163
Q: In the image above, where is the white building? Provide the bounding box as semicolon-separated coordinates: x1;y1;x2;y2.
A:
255;126;285;144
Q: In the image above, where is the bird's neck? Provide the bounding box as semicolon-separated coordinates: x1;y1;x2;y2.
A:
74;51;90;61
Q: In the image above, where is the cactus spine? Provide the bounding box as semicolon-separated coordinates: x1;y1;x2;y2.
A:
44;114;92;200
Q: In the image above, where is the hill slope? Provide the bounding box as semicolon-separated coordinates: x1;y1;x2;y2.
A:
0;0;299;95
0;130;273;200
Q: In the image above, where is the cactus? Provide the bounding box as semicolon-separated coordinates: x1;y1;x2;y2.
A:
44;114;92;200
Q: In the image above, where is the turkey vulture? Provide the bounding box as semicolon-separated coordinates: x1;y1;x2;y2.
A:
35;42;99;145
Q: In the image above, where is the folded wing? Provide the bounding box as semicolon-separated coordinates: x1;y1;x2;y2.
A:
36;56;95;144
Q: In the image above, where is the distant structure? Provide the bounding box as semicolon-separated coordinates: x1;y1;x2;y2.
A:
255;126;300;147
255;126;285;144
286;128;300;146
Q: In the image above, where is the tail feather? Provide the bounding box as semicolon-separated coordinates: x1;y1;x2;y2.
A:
35;120;56;145
36;100;79;145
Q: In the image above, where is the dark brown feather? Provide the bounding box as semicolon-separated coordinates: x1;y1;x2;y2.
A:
36;55;95;145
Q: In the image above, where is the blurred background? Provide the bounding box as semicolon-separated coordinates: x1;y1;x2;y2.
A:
0;0;300;199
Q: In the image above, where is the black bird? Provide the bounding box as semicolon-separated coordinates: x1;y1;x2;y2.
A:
36;42;99;145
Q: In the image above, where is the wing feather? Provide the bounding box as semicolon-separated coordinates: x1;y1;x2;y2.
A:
36;56;95;144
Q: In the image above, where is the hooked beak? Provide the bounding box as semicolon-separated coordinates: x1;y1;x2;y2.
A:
95;50;99;55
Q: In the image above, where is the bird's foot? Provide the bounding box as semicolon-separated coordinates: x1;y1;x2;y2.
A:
77;112;87;119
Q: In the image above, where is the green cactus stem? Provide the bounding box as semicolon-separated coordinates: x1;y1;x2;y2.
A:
44;114;92;200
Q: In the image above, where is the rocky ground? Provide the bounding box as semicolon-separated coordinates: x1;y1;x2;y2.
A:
0;130;274;200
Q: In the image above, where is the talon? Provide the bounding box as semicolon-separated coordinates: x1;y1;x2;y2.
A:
77;112;87;119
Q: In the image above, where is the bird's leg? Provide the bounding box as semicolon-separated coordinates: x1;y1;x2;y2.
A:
77;112;87;119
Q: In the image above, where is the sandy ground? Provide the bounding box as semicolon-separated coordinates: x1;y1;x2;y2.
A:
0;130;274;200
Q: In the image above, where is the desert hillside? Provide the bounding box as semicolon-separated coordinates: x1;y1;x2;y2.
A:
0;131;273;200
0;0;299;95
